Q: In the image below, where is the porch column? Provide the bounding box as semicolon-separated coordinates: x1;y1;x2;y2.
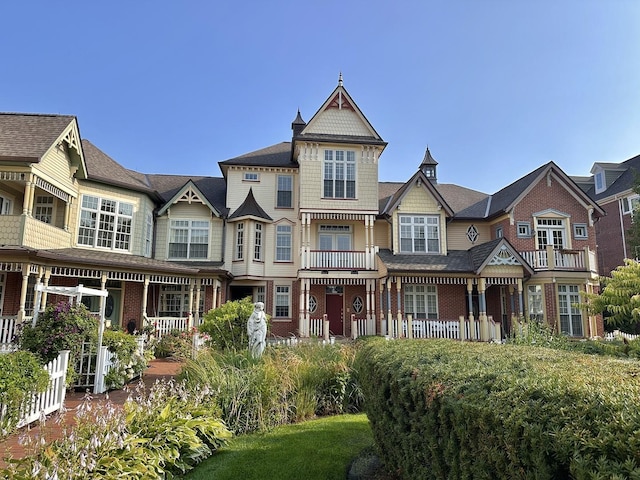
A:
299;278;309;337
141;275;149;325
63;199;71;232
466;279;474;320
517;279;524;317
194;279;201;326
379;279;385;336
396;277;402;338
22;175;35;216
386;278;392;336
478;278;488;341
17;263;32;323
367;278;376;335
187;281;195;329
40;267;51;309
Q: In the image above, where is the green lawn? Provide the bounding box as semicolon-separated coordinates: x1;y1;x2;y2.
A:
182;414;374;480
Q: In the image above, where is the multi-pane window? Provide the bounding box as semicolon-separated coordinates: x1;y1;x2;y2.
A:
536;218;565;249
276;224;292;261
254;285;266;304
277;175;293;208
517;222;531;237
399;215;440;253
168;220;209;259
527;285;544;322
254;223;263;261
159;285;188;317
404;285;438;319
34;195;54;223
275;285;290;318
145;211;153;257
323;150;356;199
319;225;351;250
243;172;259;182
621;195;640;215
466;225;478;243
0;195;11;215
235;222;244;260
573;223;587;239
558;285;583;336
496;226;504;238
308;295;317;313
78;195;133;251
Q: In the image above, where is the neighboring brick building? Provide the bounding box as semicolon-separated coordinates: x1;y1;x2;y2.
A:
0;76;606;339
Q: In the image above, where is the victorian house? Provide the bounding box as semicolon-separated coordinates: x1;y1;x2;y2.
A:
0;77;605;340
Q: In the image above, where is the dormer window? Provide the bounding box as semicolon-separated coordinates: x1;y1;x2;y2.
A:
594;171;605;194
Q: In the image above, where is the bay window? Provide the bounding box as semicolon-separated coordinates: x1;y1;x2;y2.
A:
78;195;133;251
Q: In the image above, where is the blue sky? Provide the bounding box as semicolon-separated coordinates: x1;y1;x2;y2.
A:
1;0;639;194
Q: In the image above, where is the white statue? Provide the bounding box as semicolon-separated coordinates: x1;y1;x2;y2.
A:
247;301;267;358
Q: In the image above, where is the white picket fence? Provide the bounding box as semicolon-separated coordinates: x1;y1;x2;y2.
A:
146;316;189;338
0;350;70;430
0;316;18;353
605;330;640;341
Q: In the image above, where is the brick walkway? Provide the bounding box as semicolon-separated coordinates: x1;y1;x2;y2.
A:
0;359;183;468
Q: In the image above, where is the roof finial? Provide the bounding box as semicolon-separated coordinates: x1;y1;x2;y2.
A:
338;72;343;87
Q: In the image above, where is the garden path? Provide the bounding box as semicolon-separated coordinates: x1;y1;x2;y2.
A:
0;358;183;469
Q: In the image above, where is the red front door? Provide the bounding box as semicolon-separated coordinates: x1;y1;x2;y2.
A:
326;294;343;335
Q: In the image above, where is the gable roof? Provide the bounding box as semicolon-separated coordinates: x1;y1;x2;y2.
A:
456;161;604;219
380;170;454;217
82;139;155;194
0;113;77;162
156;179;223;217
228;188;273;222
469;237;534;275
295;75;386;147
148;174;228;216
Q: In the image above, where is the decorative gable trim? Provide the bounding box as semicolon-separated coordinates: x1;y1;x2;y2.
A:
157;180;220;217
382;170;454;217
325;91;355;111
473;238;534;276
487;245;520;266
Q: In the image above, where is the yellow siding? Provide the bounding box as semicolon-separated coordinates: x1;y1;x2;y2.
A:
305;109;373;137
0;216;21;245
33;147;76;194
482;265;523;277
22;216;72;249
155;217;169;260
447;222;492;250
374;220;391;249
391;184;448;255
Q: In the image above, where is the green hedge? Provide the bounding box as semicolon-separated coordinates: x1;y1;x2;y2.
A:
355;338;640;480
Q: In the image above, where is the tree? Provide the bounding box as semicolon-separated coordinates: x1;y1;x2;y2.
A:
626;172;640;260
582;259;640;331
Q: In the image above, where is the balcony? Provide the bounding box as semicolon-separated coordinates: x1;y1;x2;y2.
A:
519;247;597;273
303;248;377;271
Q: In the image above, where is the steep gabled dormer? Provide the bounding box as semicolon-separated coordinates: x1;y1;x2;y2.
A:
293;74;387;213
591;162;626;195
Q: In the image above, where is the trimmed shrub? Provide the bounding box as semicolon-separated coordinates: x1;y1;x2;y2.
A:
355;338;640;480
0;351;50;438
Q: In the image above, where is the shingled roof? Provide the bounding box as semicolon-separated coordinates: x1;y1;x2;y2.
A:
218;142;297;171
82;139;154;193
147;174;228;216
228;188;273;221
0;113;76;162
588;153;640;201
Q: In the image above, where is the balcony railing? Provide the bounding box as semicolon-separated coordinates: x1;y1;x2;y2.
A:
519;247;595;272
307;250;368;270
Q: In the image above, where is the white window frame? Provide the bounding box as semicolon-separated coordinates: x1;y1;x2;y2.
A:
243;172;260;182
594;171;605;194
466;225;479;243
527;285;544;322
77;194;133;252
516;222;531;238
275;285;291;318
276;224;292;262
34;195;54;224
323;149;356;199
235;222;244;260
558;285;583;337
254;285;266;304
399;215;440;253
573;223;588;239
145;211;153;257
158;284;203;317
277;175;293;208
404;285;438;319
168;219;209;259
496;226;504;238
536;218;566;250
0;194;13;215
254;223;263;261
621;195;640;215
319;225;352;251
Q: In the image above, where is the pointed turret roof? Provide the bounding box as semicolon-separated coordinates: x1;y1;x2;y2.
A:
228;188;273;222
421;147;438;166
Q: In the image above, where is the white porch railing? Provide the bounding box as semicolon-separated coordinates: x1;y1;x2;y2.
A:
351;315;375;339
388;315;501;342
0;316;18;353
519;247;593;272
308;250;368;270
309;316;325;338
146;316;189;338
13;350;70;428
